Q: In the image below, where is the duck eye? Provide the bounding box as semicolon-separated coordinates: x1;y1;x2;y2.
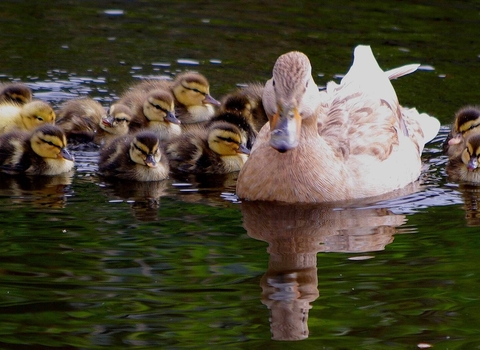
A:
37;116;44;121
272;80;275;87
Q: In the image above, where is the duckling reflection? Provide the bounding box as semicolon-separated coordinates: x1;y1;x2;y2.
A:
456;183;480;227
241;201;407;341
99;177;168;221
0;171;73;208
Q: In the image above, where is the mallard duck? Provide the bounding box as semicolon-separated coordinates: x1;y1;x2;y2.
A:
129;72;221;125
119;89;181;141
166;121;250;174
446;133;480;182
443;106;480;157
0;100;56;134
99;131;169;181
219;83;268;133
0;82;33;105
57;98;132;144
236;46;440;203
0;124;74;175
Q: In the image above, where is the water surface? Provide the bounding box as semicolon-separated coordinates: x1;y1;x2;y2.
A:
1;1;480;349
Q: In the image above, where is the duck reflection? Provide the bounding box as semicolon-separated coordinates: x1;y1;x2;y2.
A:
0;171;73;208
457;183;480;226
241;200;407;341
99;177;168;221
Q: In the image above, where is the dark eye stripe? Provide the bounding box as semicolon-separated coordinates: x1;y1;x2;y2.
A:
180;84;206;96
40;139;61;148
149;101;170;113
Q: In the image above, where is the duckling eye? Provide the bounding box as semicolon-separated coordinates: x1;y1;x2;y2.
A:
149;102;168;113
115;118;127;122
181;84;206;96
36;116;44;121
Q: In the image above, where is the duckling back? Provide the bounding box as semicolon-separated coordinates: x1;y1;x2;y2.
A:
0;82;33;105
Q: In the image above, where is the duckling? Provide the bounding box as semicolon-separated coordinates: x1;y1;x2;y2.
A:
219;83;268;133
129;71;221;125
205;111;256;150
118;89;181;141
99;131;169;181
56;97;106;143
166;121;250;174
446;133;480;183
0;100;56;134
0;124;74;175
96;103;132;144
0;82;33;105
443;106;480;157
56;98;132;145
236;46;440;203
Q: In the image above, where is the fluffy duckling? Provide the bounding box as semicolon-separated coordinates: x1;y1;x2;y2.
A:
166;121;250;174
99;131;169;181
0;100;56;134
57;98;132;145
236;46;440;203
443;106;480;158
119;89;181;141
205;111;256;150
97;103;133;144
0;82;33;105
219;83;268;133
129;72;221;125
0;124;74;175
446;133;480;182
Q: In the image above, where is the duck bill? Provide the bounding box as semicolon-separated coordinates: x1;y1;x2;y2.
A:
59;148;75;161
448;133;462;146
145;154;157;168
203;94;221;106
468;156;478;171
102;115;114;127
237;144;251;155
165;111;181;125
269;106;302;153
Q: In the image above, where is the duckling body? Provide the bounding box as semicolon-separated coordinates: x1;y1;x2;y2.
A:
446;133;480;182
118;89;181;141
57;98;132;145
0;82;33;105
236;46;440;203
0;124;74;175
443;106;480;158
166;121;250;174
219;83;268;133
0;100;56;134
99;131;169;181
129;72;221;125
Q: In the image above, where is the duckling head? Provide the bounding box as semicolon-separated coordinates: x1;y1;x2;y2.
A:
207;122;250;156
263;51;321;153
221;93;253;120
21;101;56;130
142;90;180;124
172;72;221;107
0;83;33;105
129;131;162;167
30;124;74;161
449;106;480;146
461;134;480;171
101;103;132;135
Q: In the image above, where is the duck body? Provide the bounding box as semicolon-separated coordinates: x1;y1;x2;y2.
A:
237;46;440;203
0;100;56;134
0;124;74;175
166;121;250;174
99;131;169;181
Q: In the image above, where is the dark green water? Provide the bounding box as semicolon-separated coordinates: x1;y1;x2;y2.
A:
1;1;480;349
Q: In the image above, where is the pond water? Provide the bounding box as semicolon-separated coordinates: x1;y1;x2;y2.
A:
1;0;480;349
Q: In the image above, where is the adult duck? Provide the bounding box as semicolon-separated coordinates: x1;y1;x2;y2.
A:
236;46;440;203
